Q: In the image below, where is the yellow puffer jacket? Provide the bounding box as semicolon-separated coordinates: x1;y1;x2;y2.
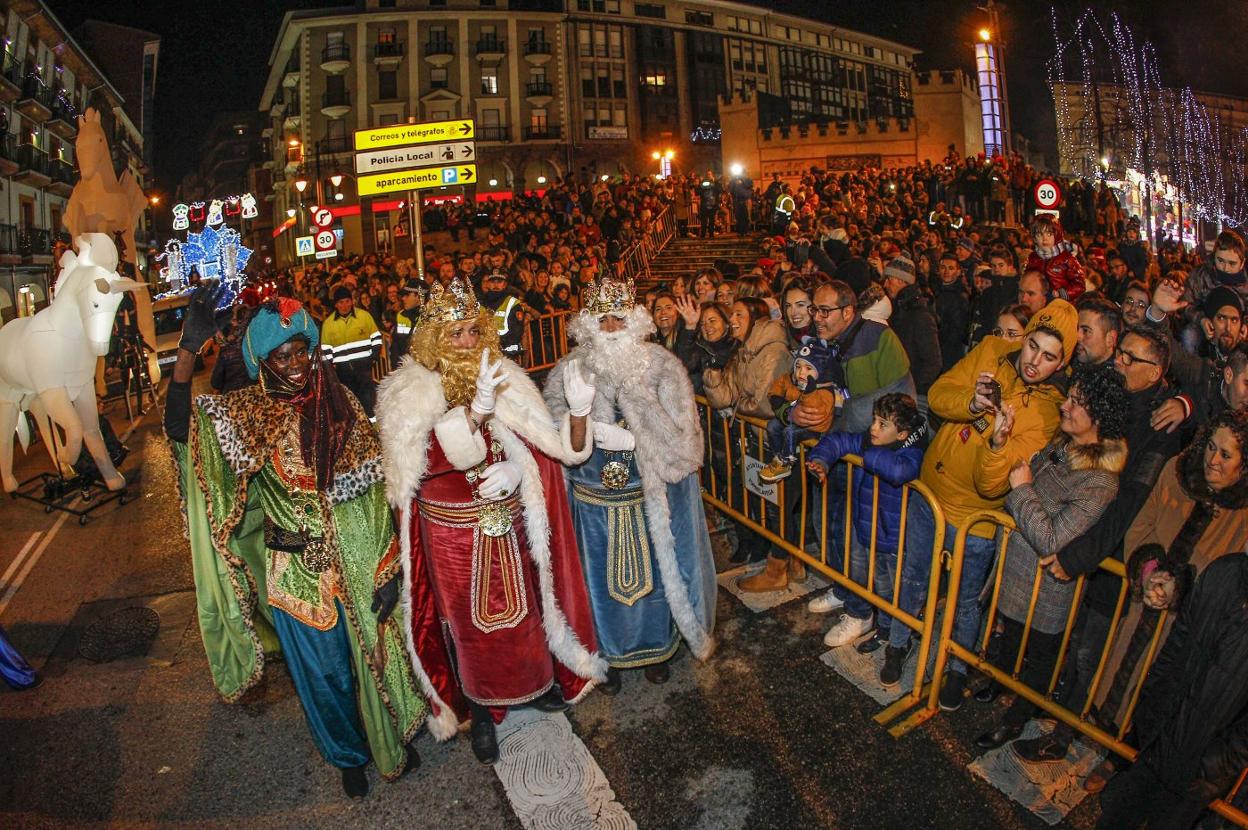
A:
922;335;1067;537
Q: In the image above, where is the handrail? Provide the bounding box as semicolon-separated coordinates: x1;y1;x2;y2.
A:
616;204;674;284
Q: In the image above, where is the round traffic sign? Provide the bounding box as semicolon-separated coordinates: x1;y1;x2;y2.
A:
316;230;336;250
313;208;334;228
1033;179;1062;210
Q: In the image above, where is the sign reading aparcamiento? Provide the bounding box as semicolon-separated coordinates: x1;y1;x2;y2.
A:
353;120;474;151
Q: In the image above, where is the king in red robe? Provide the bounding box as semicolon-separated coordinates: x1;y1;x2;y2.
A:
376;278;604;763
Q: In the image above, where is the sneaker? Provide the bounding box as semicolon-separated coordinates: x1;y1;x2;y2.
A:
807;590;845;614
880;643;911;687
938;671;968;711
823;613;874;648
757;457;793;483
855;629;888;654
1012;735;1068;764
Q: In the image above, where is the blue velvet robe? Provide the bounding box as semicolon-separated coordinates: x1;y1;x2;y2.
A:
568;445;717;668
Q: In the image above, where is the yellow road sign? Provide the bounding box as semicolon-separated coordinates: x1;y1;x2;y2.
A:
353;119;474;151
357;164;477;196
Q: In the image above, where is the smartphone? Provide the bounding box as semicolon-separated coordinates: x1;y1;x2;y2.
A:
984;379;1002;410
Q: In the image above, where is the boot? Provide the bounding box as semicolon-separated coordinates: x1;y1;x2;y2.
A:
738;555;790;593
787;556;806;583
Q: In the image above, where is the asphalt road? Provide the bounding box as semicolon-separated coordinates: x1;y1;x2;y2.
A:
0;391;1106;830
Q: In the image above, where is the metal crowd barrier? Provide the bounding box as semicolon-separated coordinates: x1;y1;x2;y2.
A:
694;399;947;714
520;310;573;373
693;398;1248;826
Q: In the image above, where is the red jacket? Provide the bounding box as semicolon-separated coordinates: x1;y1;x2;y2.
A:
1027;244;1086;301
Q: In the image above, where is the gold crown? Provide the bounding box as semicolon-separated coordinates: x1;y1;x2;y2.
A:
425;277;480;324
584;277;636;315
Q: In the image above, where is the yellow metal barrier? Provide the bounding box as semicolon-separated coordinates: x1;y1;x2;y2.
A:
521;310;574;372
695;398;947;721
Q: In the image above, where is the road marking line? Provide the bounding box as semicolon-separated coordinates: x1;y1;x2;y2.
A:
493;707;635;829
0;509;69;618
0;532;42;592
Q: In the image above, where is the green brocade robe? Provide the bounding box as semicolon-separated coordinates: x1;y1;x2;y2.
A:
174;385;428;779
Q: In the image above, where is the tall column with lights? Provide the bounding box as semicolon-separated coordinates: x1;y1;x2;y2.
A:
974;0;1012;158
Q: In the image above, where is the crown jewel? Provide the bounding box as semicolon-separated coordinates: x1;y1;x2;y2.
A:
584;277;636;315
425;277;480;324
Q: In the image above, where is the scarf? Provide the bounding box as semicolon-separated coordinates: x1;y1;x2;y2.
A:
258;354;356;490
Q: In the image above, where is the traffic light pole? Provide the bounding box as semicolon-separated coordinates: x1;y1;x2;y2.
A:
409;191;424;282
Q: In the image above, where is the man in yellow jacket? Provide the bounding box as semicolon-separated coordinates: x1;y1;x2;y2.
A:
880;300;1077;706
322;285;383;416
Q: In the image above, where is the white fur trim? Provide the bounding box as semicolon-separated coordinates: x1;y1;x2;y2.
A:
493;421;608;682
396;501;463;741
433;407;487;471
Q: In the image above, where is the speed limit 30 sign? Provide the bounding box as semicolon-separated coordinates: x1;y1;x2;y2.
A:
1033;179;1062;210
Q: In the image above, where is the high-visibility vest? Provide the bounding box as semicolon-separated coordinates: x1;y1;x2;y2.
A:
775;194;795;214
493;295;522;354
320;308;382;366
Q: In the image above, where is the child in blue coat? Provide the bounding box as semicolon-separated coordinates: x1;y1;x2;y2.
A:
805;393;926;685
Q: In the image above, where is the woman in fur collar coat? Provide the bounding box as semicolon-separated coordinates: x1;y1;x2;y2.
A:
545;278;717;693
974;363;1129;752
375;278;606;765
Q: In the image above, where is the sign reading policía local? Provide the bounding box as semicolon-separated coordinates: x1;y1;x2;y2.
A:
353;119;474;151
354;141;476;174
357;165;477;196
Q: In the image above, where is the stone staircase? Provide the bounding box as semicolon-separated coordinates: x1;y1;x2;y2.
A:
641;233;767;292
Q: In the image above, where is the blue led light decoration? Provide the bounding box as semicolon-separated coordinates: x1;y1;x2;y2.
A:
156;225;253;307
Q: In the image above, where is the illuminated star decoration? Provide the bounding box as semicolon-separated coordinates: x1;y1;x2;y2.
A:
155;225;253;307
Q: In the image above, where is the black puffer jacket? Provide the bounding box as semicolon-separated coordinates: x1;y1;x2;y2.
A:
1131;553;1248;798
888;283;942;394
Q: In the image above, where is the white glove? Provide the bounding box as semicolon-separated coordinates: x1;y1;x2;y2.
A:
563;359;596;417
470;348;506;416
593;422;635;452
478;460;523;500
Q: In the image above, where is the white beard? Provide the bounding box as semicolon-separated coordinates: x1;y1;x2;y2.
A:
568;305;656;389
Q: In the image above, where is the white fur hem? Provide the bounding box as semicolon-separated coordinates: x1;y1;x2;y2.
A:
397;502;465;742
433;407;486;471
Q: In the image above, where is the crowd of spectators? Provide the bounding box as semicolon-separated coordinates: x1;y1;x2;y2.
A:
217;150;1248;824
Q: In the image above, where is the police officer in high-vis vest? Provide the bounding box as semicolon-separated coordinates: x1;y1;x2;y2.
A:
320;285;382;416
390;278;425;363
478;271;524;360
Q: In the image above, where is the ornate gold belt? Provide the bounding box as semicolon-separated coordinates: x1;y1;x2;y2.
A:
418;495;520;537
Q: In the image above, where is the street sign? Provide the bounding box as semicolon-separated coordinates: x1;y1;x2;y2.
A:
353;141;476;175
357;164;477;197
315;248;339;260
315;229;336;253
312;207;334;229
294;235;315;257
1034;179;1062;210
353;119;474;152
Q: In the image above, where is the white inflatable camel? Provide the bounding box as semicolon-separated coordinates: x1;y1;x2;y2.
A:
0;233;144;492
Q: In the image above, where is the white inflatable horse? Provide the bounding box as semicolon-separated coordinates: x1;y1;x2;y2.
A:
0;233;144;492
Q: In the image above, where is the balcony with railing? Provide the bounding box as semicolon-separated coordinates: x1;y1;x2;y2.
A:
321;89;351;118
0;54;22;101
424;39;455;66
16;73;53;121
525;80;554;101
373;41;404;64
524;39;553;60
0;133;18;176
46;95;77;138
523;125;562;141
18;227;52;261
0;223;18;263
321;44;351;73
13;143;50;186
318;136;350;155
47;157;75;195
478;125;510;142
283;53;301;87
475;37;506;60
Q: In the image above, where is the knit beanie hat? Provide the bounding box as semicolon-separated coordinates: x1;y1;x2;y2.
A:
883;255;916;285
956;237;977;254
1203;285;1244;320
1024;298;1079;366
242;299;320;379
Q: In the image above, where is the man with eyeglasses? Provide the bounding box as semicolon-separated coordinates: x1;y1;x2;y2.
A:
1146;279;1248;436
1119;281;1150;327
1009;324;1183;762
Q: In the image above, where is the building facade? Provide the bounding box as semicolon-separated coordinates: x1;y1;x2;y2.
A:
718;68;986;184
256;0;920;261
0;0;147;319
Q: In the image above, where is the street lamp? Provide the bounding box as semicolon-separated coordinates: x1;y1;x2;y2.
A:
330;174;344;188
978;28;992;42
286;208;296;218
293;178;308;193
729;162;744;177
149;194;161;206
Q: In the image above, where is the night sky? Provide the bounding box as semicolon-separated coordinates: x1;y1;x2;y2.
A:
45;0;1248;189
